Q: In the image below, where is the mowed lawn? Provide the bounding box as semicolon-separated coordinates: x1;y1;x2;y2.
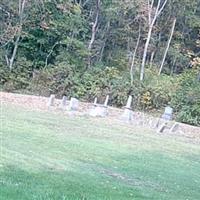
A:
0;104;200;200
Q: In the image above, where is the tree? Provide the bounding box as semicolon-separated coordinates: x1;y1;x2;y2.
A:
159;18;176;75
140;0;168;81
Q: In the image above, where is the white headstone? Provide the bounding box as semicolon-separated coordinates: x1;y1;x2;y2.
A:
69;97;79;111
47;94;55;107
125;96;132;109
162;106;173;120
165;106;173;115
94;97;98;105
104;95;109;107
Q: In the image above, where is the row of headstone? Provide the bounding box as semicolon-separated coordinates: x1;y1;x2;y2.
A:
47;94;177;133
47;95;79;111
48;94;174;120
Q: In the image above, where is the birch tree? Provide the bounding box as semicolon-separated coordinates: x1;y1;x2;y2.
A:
159;18;176;75
6;0;27;70
88;0;100;67
140;0;168;81
130;26;141;85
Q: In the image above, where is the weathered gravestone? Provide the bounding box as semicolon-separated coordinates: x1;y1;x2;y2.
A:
47;94;55;107
157;106;175;133
121;96;134;122
60;96;67;109
89;95;109;117
68;97;79;111
162;106;173;120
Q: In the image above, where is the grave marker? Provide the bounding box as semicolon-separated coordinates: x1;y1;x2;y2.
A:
94;97;97;106
69;97;79;111
60;96;67;109
121;96;134;122
47;94;55;107
162;106;173;120
104;95;109;107
89;96;109;117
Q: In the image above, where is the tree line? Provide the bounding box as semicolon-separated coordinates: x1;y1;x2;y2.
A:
0;0;200;125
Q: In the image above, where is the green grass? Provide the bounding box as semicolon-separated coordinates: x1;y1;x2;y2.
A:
0;103;200;200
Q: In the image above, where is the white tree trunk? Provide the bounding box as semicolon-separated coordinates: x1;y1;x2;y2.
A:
130;27;141;85
88;0;100;51
9;35;20;70
140;0;168;81
88;0;100;67
159;18;176;75
8;0;26;70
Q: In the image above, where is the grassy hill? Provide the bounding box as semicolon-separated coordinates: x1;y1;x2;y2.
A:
0;103;200;200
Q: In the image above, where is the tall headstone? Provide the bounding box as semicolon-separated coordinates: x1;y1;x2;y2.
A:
94;97;98;106
47;94;55;107
121;96;134;122
125;95;132;109
104;95;109;107
69;97;79;111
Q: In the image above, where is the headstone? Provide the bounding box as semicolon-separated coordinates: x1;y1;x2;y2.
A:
89;106;108;117
121;96;134;122
69;97;79;111
104;95;109;107
94;97;98;106
60;96;67;109
162;106;173;120
47;94;55;107
125;95;132;109
89;96;109;117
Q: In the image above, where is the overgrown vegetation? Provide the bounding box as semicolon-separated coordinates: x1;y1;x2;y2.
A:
0;0;200;126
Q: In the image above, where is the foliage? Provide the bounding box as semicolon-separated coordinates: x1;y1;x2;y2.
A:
171;70;200;126
0;57;32;91
0;0;200;126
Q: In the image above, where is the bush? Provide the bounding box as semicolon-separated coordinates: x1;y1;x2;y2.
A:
26;65;173;110
29;62;75;97
171;70;200;126
0;58;32;92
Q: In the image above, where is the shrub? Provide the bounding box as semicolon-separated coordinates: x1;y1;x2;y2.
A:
0;58;32;92
171;70;200;126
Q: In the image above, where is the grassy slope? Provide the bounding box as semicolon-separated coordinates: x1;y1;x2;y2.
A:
0;104;200;200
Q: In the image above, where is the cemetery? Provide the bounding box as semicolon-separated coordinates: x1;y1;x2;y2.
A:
1;92;199;136
1;0;200;198
1;91;200;200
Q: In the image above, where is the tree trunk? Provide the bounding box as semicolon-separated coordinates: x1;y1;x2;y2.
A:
99;20;110;62
88;0;100;67
149;51;155;68
140;0;168;81
140;24;153;81
130;27;141;85
8;0;26;70
9;35;20;70
159;18;176;75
